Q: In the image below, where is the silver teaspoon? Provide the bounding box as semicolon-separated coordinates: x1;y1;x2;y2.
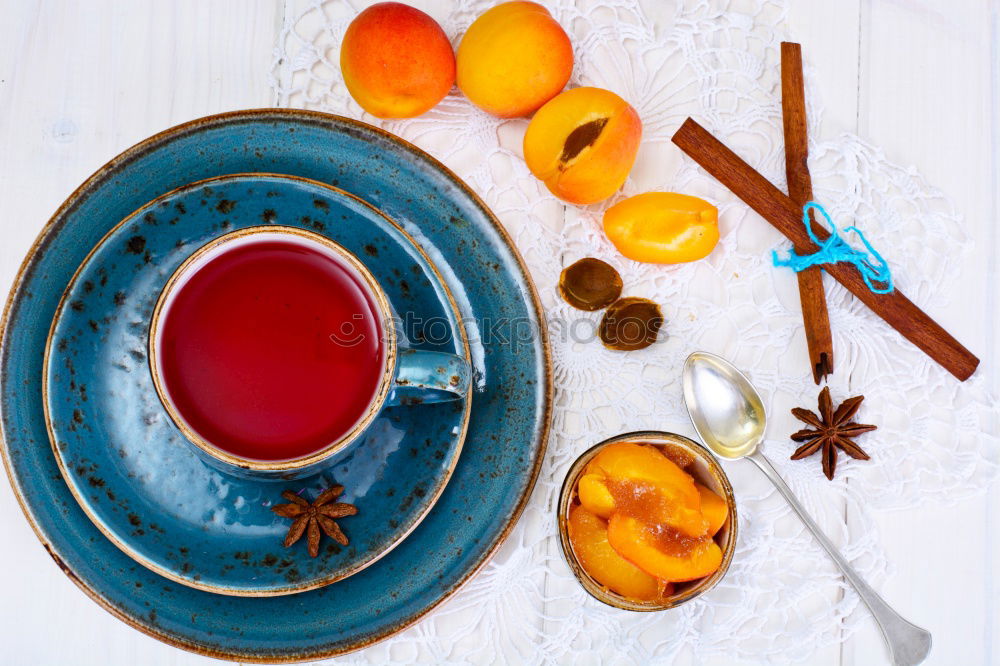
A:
682;351;932;666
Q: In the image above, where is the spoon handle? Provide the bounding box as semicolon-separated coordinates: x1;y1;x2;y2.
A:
747;450;932;666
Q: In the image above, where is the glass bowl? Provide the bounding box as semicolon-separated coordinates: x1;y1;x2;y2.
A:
557;430;738;611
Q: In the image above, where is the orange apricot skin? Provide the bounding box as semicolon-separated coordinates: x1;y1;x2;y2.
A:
607;514;723;583
696;483;728;536
568;505;664;601
457;2;573;117
585;442;707;538
523;87;642;204
604;192;720;263
341;3;455;119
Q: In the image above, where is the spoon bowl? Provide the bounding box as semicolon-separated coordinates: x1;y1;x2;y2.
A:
682;351;765;459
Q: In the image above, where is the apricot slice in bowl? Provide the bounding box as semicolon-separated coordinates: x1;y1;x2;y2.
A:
523;87;642;205
696;483;728;536
568;505;670;601
577;473;615;519
585;442;708;537
607;515;723;583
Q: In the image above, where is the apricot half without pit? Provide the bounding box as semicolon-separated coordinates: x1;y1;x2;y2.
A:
604;192;720;263
523;87;642;205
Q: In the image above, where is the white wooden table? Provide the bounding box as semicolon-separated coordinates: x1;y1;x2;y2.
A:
0;2;996;664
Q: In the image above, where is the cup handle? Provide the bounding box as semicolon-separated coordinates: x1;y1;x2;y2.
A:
386;349;472;406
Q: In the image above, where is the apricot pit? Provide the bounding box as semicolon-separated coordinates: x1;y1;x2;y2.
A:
558;258;623;311
599;297;663;351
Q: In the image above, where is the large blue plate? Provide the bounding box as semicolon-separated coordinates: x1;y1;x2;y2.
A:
44;174;471;597
0;111;550;661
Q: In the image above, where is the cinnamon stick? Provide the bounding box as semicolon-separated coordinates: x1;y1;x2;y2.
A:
781;42;833;384
672;117;979;381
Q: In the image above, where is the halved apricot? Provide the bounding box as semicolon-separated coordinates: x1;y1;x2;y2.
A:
696;483;728;536
587;443;699;505
603;192;719;264
567;505;666;601
585;442;707;537
607;514;723;583
523;87;642;204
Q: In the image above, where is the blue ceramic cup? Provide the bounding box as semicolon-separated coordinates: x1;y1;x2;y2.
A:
149;226;471;480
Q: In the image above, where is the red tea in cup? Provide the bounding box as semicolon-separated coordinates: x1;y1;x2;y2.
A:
153;230;387;462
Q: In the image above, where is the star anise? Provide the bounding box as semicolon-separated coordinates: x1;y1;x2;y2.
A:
790;387;877;480
271;486;357;557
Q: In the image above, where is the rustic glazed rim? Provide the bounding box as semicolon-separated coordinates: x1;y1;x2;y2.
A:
149;224;397;473
0;109;552;662
557;430;738;611
40;174;473;597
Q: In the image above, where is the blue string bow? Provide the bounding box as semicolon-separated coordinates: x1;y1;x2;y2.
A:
772;201;894;294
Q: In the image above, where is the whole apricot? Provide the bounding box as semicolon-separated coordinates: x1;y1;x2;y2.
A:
523;87;642;204
341;3;455;118
456;1;573;117
604;192;720;263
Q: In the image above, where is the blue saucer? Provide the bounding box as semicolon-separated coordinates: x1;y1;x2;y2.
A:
0;111;550;661
44;174;470;596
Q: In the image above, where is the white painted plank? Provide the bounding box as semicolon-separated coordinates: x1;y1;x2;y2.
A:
844;0;996;664
781;5;864;666
988;3;1000;662
0;2;280;664
788;0;862;137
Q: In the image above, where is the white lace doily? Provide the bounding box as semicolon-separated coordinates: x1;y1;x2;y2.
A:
271;1;999;662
